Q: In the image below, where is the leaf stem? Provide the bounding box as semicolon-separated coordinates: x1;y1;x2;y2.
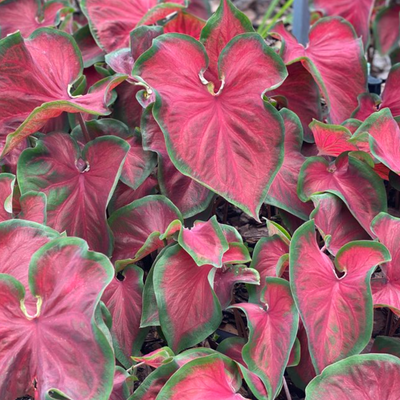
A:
260;0;294;38
77;113;91;144
126;361;145;373
257;0;281;34
283;377;292;400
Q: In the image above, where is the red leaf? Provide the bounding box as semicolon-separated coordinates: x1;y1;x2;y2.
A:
380;63;400;116
351;92;380;121
233;278;299;399
270;62;322;142
163;11;205;40
0;29;126;155
310;193;369;255
178;216;229;267
153;244;221;352
371;212;400;316
373;5;400;55
132;347;175;368
74;24;105;68
110;367;131;400
298;152;387;236
272;17;367;124
265;109;314;220
311;119;358;157
0;0;73;38
0;237;115;399
18;191;47;225
141;106;213;218
156;353;248;400
310;0;374;46
305;354;400;399
108;195;182;268
102;265;147;367
18;132;129;254
290;220;390;373
133;33;287;219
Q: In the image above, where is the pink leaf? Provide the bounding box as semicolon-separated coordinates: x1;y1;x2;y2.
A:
310;193;369;255
0;173;14;221
0;0;73;38
132;347;175;368
310;0;374;46
156;353;248;400
18;132;129;254
0;237;115;399
371;212;400;316
102;265;147;367
133;33;287;219
290;220;390;373
108;195;182;268
110;367;131;400
269;62;322;142
265;109;314;220
272;17;367;124
373;5;400;55
178;216;229;267
0;29;126;155
305;354;400;400
233;278;299;399
298;152;387;236
18;191;47;225
74;24;105;68
163;11;205;40
214;265;259;310
311;119;358;157
141;106;213;218
380;63;400;117
153;244;221;352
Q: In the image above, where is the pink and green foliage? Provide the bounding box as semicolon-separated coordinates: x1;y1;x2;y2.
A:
0;0;74;38
371;212;400;316
310;193;369;255
133;30;287;219
272;17;367;124
371;336;400;357
0;173;14;221
265;109;314;220
0;237;115;399
101;265;147;368
298;152;387;236
0;28;126;155
233;278;299;399
373;4;400;55
108;195;183;268
141;106;213;218
156;353;248;400
310;0;374;46
305;354;400;399
17;132;129;255
132;346;175;368
290;220;390;373
111;367;131;400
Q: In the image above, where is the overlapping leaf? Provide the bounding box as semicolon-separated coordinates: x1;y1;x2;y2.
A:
272;17;367;124
290;220;390;373
133;32;287;219
373;5;400;55
18;132;129;255
0;29;126;155
0;237;115;399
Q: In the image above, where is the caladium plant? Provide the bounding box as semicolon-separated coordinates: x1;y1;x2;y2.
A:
1;0;400;398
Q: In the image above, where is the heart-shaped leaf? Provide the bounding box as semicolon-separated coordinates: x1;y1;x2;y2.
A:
371;212;400;316
265;108;314;220
290;220;390;373
272;17;367;124
0;29;126;155
233;278;299;400
298;152;387;236
310;0;374;46
153;244;222;352
102;265;147;368
305;354;400;399
133;33;287;219
108;195;183;269
18;132;129;254
310;193;369;255
0;237;115;399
